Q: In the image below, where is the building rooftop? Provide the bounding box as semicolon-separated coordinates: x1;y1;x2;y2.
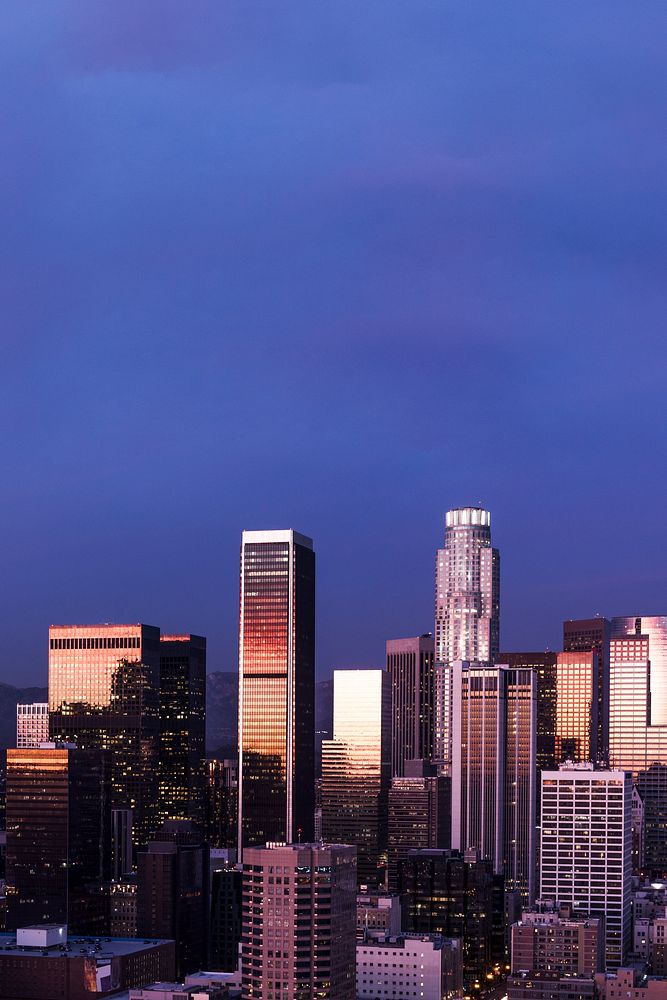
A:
0;933;172;959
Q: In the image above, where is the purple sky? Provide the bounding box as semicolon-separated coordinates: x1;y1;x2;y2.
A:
1;2;666;685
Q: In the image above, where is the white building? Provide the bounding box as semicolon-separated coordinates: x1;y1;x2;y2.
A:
16;703;49;748
540;764;632;969
356;934;462;1000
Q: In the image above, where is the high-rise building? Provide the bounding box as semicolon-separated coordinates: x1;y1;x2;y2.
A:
48;623;161;847
111;807;133;879
209;853;242;972
386;635;435;777
158;634;206;829
5;745;111;931
500;653;558;773
205;758;238;849
448;661;536;902
539;763;632;969
510;903;604;975
610;617;667;726
137;820;209;978
15;703;49;748
563;617;610;759
608;630;667;871
398;848;503;987
240;842;357;1000
237;530;315;854
387;761;450;887
321;669;391;886
555;651;599;764
435;507;499;666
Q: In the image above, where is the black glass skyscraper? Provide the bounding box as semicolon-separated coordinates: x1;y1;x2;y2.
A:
237;530;315;854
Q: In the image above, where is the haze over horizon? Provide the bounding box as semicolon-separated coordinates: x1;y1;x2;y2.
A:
1;2;665;686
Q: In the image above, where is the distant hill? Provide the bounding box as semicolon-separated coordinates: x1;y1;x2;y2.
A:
206;672;333;767
0;683;48;752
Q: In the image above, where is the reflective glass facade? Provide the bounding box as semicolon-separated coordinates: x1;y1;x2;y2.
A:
449;662;536;902
5;746;111;931
238;530;315;852
435;507;499;666
611;617;667;726
158;633;206;828
48;623;161;847
500;652;557;772
386;634;435;776
555;651;598;764
563;618;610;757
321;669;391;886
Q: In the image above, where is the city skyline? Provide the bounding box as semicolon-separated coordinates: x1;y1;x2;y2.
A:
0;2;665;687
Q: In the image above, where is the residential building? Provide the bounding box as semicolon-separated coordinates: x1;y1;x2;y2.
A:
595;967;667;1000
510;904;604;975
240;842;357;1000
237;530;315;854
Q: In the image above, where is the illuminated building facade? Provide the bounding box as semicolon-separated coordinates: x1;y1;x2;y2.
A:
48;623;161;847
387;762;450;887
539;764;632;969
321;669;391;886
435;507;499;666
5;745;111;931
237;530;315;853
386;634;435;776
500;652;558;772
240;842;357;1000
15;703;49;748
158;633;206;828
563;618;610;759
555;651;599;764
449;661;536;902
611;617;667;725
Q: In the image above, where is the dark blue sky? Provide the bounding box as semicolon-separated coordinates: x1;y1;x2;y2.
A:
1;2;666;685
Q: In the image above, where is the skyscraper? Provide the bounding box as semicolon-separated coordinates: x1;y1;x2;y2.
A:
237;530;315;854
321;669;391;886
563;617;610;758
137;820;209;978
435;507;499;666
555;651;599;764
158;633;206;828
15;703;49;749
48;623;161;847
539;764;632;969
240;842;357;1000
5;745;111;931
610;617;667;725
386;635;435;776
387;761;450;887
448;661;536;902
500;652;557;772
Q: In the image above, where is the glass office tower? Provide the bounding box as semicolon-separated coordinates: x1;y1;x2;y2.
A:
555;651;599;763
611;617;667;726
237;530;315;854
48;623;161;847
435;507;499;666
321;669;391;886
158;633;207;828
386;634;435;776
